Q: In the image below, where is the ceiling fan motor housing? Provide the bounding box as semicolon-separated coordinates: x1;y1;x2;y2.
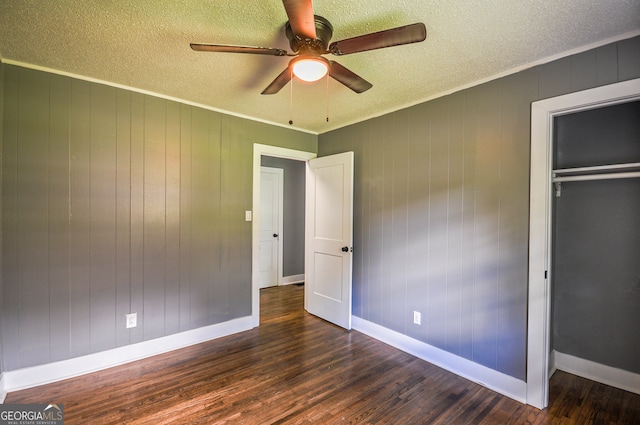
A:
285;15;333;54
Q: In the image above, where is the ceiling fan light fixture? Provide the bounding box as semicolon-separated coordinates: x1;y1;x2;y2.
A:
291;56;329;82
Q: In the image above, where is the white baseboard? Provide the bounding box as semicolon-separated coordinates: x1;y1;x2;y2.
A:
352;316;527;404
554;351;640;395
281;274;304;285
1;316;254;395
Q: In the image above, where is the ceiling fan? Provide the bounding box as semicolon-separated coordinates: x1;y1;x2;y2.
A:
190;0;427;95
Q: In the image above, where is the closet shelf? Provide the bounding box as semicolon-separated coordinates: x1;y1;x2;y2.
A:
552;162;640;183
552;162;640;197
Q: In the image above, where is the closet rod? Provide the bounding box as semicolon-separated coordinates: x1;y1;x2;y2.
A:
553;162;640;176
553;171;640;183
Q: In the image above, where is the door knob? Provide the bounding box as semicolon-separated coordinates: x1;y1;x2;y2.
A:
273;233;279;238
341;246;349;252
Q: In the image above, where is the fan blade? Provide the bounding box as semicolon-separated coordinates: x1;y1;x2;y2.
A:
262;67;292;95
190;43;289;56
329;61;372;94
282;0;316;40
329;22;426;56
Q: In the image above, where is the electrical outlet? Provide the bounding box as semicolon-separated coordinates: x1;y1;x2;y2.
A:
125;313;137;329
413;311;421;325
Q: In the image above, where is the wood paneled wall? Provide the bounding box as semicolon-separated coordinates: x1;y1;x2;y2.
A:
318;36;640;381
0;64;316;371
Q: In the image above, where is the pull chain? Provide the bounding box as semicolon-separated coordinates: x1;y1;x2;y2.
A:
326;73;330;123
289;69;294;125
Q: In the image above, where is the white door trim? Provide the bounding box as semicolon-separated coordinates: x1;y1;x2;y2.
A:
527;78;640;409
252;144;316;327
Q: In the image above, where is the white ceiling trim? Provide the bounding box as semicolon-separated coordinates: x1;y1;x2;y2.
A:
0;57;318;135
3;29;639;136
324;29;640;132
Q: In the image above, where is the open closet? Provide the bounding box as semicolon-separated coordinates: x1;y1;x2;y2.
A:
550;100;640;382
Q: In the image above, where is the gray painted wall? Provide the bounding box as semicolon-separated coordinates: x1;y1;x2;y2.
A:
260;156;305;278
552;101;640;374
0;64;316;371
318;36;640;381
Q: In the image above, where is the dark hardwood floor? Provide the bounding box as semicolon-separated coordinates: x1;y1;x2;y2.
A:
6;284;640;424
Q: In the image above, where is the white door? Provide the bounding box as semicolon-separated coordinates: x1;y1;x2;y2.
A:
259;167;283;288
305;152;354;329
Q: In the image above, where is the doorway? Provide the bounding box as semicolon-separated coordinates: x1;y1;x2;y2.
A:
251;144;316;327
551;100;640;393
260;156;308;288
527;78;640;409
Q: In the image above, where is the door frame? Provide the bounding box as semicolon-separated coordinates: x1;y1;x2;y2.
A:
527;78;640;409
259;166;284;288
251;144;316;327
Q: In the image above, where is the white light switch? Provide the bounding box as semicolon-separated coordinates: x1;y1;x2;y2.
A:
245;211;252;221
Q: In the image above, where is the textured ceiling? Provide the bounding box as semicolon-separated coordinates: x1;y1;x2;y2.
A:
1;0;639;134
